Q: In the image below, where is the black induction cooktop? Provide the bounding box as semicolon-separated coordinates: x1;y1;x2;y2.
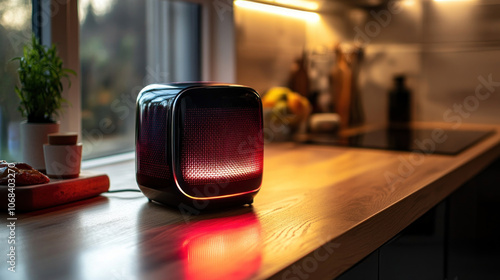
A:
305;128;494;155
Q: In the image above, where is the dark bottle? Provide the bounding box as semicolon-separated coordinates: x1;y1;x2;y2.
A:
388;75;411;124
289;50;310;98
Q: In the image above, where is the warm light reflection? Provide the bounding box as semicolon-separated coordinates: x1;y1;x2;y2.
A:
433;0;474;2
235;0;320;22
261;0;319;11
402;0;416;7
139;211;262;279
181;215;262;280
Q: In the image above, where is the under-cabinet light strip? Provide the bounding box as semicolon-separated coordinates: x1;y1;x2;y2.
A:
234;0;320;22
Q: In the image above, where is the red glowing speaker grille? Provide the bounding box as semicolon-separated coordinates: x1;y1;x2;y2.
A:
180;107;263;186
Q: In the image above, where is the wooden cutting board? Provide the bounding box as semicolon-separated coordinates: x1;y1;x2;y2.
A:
0;171;109;212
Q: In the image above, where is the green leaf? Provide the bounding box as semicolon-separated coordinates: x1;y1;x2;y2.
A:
9;33;76;122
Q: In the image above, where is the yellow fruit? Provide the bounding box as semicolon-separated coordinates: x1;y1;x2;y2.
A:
287;91;311;118
287;92;303;116
262;87;291;108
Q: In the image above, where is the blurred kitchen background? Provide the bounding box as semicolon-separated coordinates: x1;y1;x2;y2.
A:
1;0;500;160
236;0;500;125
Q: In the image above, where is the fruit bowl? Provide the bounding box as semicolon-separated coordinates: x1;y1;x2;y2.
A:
262;87;311;142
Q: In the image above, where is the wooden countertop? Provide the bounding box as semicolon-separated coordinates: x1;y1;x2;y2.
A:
2;123;500;280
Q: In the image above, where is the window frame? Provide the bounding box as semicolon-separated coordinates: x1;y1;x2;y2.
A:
33;0;81;140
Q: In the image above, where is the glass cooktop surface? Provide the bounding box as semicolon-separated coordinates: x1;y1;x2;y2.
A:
306;128;494;155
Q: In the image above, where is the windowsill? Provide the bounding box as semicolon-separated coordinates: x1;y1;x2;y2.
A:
81;151;135;169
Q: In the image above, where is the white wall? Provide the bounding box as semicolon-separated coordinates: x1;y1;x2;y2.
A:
359;0;500;125
235;6;307;94
419;1;500;125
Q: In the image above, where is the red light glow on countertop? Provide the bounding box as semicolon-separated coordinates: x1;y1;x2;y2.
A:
181;214;262;280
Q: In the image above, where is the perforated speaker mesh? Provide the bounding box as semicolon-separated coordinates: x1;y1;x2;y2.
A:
137;103;171;179
180;107;263;186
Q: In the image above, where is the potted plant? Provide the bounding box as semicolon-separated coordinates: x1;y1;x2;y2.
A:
11;34;76;171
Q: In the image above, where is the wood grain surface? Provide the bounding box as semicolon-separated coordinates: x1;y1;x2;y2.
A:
1;123;499;280
0;171;109;212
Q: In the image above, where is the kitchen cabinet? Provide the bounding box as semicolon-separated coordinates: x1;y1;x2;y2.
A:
447;158;500;279
338;157;500;279
337;251;378;280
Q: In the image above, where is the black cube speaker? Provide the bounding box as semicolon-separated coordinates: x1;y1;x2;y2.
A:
136;83;263;209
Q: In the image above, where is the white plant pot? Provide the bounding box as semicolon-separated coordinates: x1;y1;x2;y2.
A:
20;121;60;171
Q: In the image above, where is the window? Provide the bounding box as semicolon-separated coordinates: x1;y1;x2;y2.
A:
0;0;235;162
0;0;32;162
79;0;201;159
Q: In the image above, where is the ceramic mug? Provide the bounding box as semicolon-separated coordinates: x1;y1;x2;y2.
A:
43;144;82;179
